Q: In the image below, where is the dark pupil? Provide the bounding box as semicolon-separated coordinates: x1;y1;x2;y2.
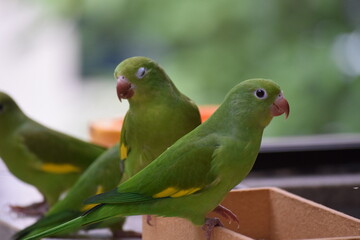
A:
0;104;4;113
256;89;265;98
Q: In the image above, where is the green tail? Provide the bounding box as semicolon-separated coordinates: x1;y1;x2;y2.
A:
13;211;80;240
23;216;83;240
22;204;124;240
22;201;153;239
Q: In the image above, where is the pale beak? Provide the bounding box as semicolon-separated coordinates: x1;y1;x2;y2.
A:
116;76;134;101
270;92;290;119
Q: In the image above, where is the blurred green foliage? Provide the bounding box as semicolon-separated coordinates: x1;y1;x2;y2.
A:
34;0;360;136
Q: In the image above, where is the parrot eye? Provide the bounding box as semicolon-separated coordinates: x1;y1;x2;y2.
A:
136;67;147;79
0;104;4;113
254;88;267;99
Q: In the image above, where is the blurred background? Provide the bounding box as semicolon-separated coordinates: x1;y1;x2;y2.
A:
1;0;360;138
1;0;359;233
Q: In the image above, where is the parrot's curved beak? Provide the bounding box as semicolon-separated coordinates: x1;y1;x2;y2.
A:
117;76;134;101
270;92;290;119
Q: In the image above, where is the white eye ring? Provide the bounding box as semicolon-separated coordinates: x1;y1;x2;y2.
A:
254;88;267;99
136;67;147;79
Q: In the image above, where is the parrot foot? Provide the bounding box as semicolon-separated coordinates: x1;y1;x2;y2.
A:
112;229;142;239
10;200;48;217
213;205;240;228
146;215;153;226
202;217;223;240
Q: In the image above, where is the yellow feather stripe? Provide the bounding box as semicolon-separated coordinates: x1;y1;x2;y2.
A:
40;163;81;174
120;143;128;160
153;187;178;198
171;188;201;197
81;185;104;211
153;187;201;198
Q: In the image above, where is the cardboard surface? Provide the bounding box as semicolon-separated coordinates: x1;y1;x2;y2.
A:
142;188;360;240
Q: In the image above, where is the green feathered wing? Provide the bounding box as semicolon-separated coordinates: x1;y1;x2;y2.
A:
87;133;219;204
19;121;105;170
1;118;105;206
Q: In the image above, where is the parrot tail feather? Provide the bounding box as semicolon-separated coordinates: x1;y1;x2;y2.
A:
13;211;79;240
23;216;83;240
22;204;121;240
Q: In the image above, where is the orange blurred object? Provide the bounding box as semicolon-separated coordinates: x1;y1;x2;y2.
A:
199;105;218;122
89;118;123;148
89;105;219;148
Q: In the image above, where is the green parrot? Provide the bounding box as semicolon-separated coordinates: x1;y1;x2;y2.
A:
15;56;201;239
115;56;201;182
0;92;105;215
23;78;289;240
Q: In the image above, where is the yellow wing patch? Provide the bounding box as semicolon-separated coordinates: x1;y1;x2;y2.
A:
153;187;201;198
120;143;128;160
40;163;81;174
171;188;201;197
153;187;178;198
81;185;104;211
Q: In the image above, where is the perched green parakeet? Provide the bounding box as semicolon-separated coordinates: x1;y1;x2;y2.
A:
15;56;201;239
114;56;201;182
24;78;289;240
0;92;105;215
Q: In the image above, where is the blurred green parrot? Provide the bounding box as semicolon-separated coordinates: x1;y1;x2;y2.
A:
15;56;201;239
24;78;289;240
0;92;105;215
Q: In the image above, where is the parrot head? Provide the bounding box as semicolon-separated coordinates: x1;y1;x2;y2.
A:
0;92;25;132
223;79;289;128
114;56;174;102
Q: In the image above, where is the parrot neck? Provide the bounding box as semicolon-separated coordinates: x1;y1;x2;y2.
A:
128;98;161;112
128;88;180;110
204;103;266;139
0;112;26;138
